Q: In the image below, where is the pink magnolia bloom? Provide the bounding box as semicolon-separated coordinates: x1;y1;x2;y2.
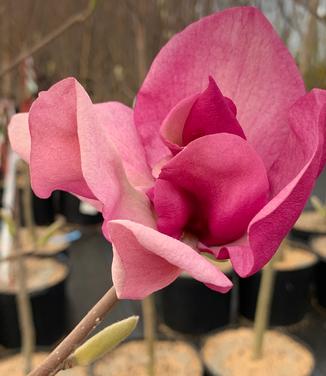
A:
9;7;326;299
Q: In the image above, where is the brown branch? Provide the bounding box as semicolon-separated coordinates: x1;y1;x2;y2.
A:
14;246;35;374
79;13;95;89
21;163;37;249
14;184;35;374
28;286;118;376
0;0;99;79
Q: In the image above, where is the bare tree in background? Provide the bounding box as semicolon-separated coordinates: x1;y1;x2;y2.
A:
299;0;319;75
0;0;325;105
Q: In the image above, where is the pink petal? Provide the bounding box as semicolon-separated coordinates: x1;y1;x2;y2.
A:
182;76;246;144
94;102;152;188
158;133;269;245
8;111;103;211
106;220;232;299
134;7;305;169
221;89;326;276
29;78;95;199
75;83;155;227
268;89;326;194
26;77;153;225
160;94;198;155
8;113;30;162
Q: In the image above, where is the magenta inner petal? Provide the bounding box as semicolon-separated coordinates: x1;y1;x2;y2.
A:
151;179;192;239
155;133;269;246
182;76;246;145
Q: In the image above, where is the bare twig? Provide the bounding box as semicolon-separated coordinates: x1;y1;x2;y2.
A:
252;254;278;359
14;181;35;374
79;12;95;89
0;0;99;79
28;286;118;376
14;242;36;374
277;0;303;36
142;296;156;376
21;163;37;249
294;0;326;24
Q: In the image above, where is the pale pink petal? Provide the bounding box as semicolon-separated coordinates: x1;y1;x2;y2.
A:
106;220;233;299
8;111;103;210
219;89;326;276
28;78;152;225
157;133;269;245
75;83;155;227
29;78;95;199
8;113;30;162
134;7;305;169
94;102;152;188
160;95;198;155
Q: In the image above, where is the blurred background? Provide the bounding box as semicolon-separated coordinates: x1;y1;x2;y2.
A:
0;1;325;375
0;0;326;103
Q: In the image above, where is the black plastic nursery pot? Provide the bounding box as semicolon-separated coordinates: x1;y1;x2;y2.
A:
156;262;233;335
59;192;102;225
19;190;55;227
315;259;326;308
239;244;317;326
32;193;56;226
310;236;326;309
290;210;326;243
0;257;69;348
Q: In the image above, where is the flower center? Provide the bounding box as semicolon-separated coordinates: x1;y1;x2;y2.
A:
149;77;270;247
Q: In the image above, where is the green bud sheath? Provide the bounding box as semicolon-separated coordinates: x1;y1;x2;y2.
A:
74;315;139;366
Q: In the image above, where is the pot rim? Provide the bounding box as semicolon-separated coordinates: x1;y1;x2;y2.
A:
200;325;316;376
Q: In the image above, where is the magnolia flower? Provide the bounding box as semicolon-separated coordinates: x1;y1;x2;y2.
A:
9;7;326;299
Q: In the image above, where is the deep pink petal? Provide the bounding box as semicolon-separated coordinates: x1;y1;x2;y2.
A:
182;76;246;144
8;113;30;162
106;220;232;299
268;90;326;194
151;179;192;239
220;89;326;276
134;7;305;169
160;77;245;154
158;133;269;245
94;102;152;188
29;78;95;199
